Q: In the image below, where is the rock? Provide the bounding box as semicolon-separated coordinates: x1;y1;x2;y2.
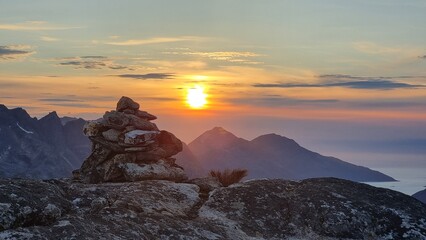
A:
124;130;159;145
119;160;187;182
187;177;222;193
116;96;140;112
82;121;104;137
75;97;186;183
0;179;71;231
1;178;426;239
157;130;183;158
103;111;129;130
101;129;121;142
125;114;159;131
135;110;157;121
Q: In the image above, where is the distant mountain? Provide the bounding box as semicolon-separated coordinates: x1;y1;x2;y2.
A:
175;143;204;178
187;127;395;182
413;189;426;204
0;105;90;179
0;104;395;182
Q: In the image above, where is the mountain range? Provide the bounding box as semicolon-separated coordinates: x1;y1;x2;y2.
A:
0;105;394;182
0;105;90;179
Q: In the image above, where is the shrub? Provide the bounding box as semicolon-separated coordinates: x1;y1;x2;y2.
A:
209;168;248;187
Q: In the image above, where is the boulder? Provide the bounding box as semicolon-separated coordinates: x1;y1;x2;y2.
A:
116;96;140;112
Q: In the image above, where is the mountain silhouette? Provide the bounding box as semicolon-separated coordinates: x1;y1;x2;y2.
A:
185;127;395;182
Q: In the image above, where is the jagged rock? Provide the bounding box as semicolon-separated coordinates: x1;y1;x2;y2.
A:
116;96;140;112
1;178;425;239
75;97;186;183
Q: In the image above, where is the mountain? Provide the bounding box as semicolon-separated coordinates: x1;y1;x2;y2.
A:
0;105;90;179
187;127;395;182
175;142;204;178
1;177;425;239
413;189;426;204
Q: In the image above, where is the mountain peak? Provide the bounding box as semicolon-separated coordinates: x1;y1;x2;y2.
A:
210;126;232;134
188;126;247;150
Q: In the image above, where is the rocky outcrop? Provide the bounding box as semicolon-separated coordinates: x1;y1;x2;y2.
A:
74;96;186;183
0;178;425;239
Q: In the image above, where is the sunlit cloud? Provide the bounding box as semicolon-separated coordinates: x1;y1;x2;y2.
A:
106;36;203;46
253;80;421;90
56;56;129;70
0;21;81;31
40;36;60;42
0;45;35;61
253;74;424;90
117;73;175;80
165;50;263;64
228;96;339;107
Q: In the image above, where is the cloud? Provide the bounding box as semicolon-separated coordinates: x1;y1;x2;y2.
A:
107;36;201;46
0;45;35;61
165;50;262;64
38;98;83;102
229;96;339;107
117;73;175;80
140;97;180;102
253;74;423;90
0;21;81;31
57;56;129;70
40;36;59;42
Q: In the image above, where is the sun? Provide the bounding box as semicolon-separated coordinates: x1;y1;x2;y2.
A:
186;85;207;109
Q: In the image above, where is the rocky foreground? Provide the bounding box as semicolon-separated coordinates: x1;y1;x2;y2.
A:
1;177;425;240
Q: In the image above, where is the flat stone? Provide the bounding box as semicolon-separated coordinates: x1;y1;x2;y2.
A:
125;114;159;131
124;130;159;145
119;160;188;182
135;110;157;121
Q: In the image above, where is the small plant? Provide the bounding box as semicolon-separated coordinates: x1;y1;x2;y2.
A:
209;168;248;187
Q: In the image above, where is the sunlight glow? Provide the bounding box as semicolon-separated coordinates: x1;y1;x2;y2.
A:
186;85;207;109
191;75;208;81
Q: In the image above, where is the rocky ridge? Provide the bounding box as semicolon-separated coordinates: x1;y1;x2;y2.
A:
0;178;425;239
74;96;186;183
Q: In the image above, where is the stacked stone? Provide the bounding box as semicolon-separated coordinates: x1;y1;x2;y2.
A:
74;96;187;183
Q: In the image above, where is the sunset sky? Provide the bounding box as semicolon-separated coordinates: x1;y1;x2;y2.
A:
1;1;425;168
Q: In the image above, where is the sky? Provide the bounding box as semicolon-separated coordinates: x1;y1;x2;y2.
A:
1;0;426;169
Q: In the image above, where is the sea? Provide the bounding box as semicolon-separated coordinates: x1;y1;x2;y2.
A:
365;167;426;196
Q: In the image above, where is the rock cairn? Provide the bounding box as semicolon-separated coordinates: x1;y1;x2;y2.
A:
74;96;187;183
